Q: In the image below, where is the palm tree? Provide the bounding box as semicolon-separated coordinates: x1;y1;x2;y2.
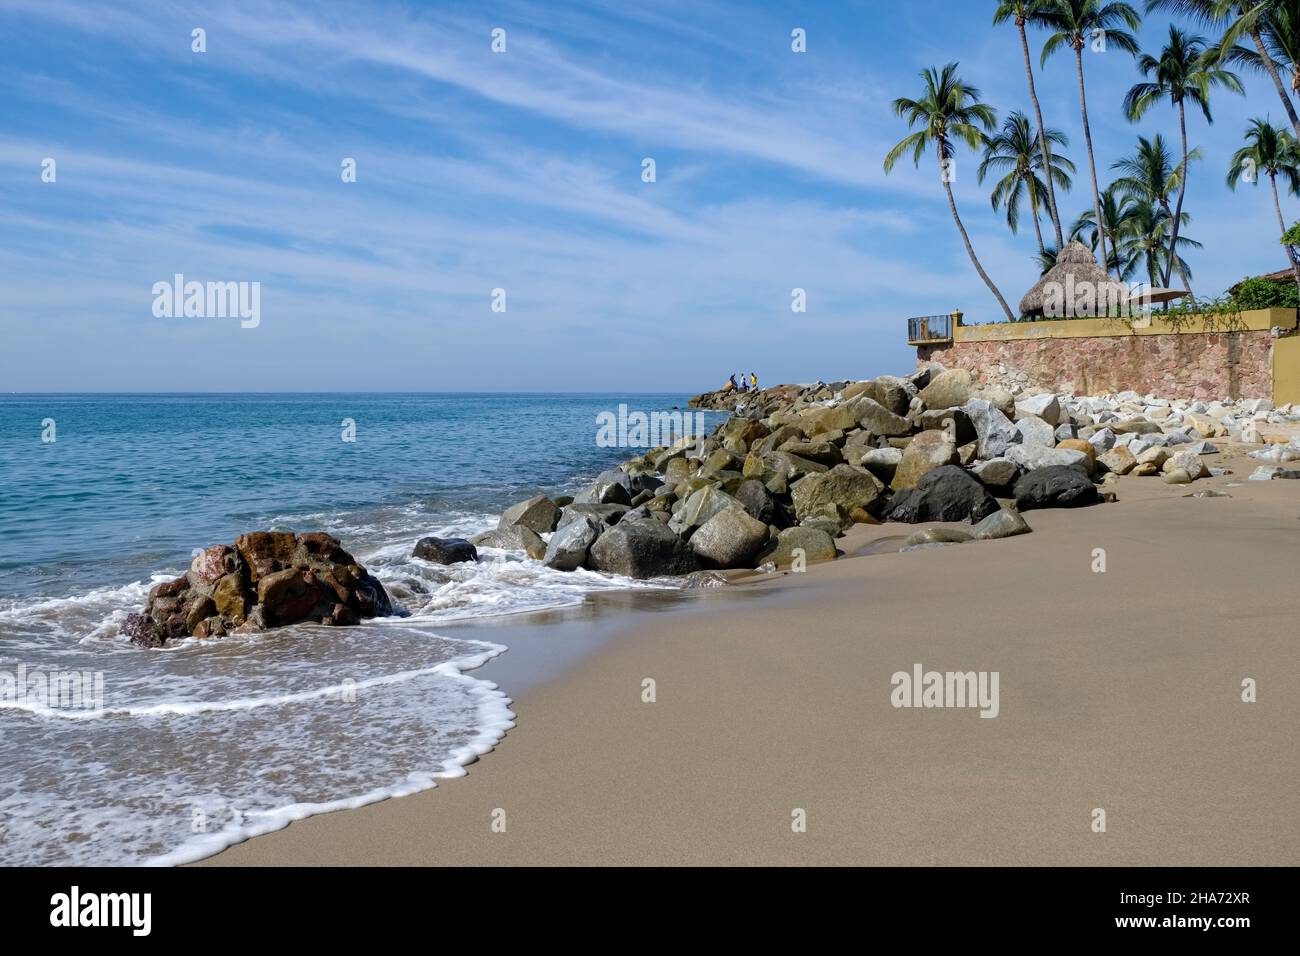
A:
884;63;1016;321
994;1;1068;245
1206;1;1300;99
1040;1;1143;272
1115;197;1201;289
1227;117;1300;291
1071;184;1138;275
979;110;1076;254
1112;134;1200;292
1151;1;1300;139
1124;26;1243;287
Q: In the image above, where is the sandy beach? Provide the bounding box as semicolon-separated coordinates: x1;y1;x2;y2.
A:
201;446;1299;866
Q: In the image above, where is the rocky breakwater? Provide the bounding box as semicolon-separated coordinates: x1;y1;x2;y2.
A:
120;531;393;647
416;367;1286;581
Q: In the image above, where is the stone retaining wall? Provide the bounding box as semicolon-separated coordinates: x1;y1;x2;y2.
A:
915;309;1297;400
918;330;1275;400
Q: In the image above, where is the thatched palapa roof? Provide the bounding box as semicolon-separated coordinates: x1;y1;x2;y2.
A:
1019;240;1129;318
1228;267;1294;295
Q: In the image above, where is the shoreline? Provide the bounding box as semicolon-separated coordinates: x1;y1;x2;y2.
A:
200;443;1300;865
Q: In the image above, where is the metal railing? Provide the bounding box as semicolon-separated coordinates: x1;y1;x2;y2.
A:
907;313;953;344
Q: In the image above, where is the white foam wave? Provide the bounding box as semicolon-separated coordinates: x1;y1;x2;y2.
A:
142;638;514;867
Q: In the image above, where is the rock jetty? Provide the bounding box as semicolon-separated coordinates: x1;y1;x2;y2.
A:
121;531;392;647
463;364;1294;579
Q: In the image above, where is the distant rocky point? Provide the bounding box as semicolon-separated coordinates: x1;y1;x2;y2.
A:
121;531;392;647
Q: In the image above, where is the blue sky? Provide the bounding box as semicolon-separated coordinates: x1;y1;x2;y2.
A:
1;0;1295;391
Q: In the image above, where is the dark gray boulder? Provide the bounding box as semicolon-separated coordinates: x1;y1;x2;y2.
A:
588;519;700;579
543;516;602;571
412;536;479;565
886;465;1000;524
735;478;783;527
1013;466;1100;510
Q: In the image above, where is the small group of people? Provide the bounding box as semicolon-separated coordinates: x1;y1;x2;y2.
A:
723;371;758;393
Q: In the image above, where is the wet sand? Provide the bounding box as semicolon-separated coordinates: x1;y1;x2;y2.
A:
201;447;1300;865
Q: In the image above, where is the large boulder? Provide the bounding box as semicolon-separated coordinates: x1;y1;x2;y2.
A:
1014;393;1062;426
235;531;298;581
499;495;560;533
1098;445;1137;476
971;457;1019;491
662;457;696;485
689;508;771;567
574;474;632;506
891;431;958;491
122;531;391;647
918;407;976;445
1163;450;1210;480
859;446;903;483
965;398;1018;459
1013;466;1100;510
853;397;913;438
668;485;743;537
886;465;1000;524
212;572;250;626
588;519;700;579
756;526;837;569
971;509;1032;540
1006;444;1090;475
841;380;879;403
1013;416;1056;448
790;464;886;521
974;386;1016;418
873;375;915;415
767;450;828;481
754;424;805;455
412;536;478;564
543;516;603;571
1089;428;1117;452
918;368;974;411
735;479;783;527
471;525;547;559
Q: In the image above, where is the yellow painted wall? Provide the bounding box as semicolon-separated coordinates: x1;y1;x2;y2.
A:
956;308;1296;343
1273;335;1300;406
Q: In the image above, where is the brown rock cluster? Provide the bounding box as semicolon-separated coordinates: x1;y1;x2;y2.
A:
120;531;392;647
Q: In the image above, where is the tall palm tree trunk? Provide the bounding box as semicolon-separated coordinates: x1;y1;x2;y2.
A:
940;147;1015;321
1269;170;1300;296
1028;189;1047;256
1074;46;1109;271
1251;25;1300;139
1164;101;1190;289
1019;18;1064;247
1159;198;1194;297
